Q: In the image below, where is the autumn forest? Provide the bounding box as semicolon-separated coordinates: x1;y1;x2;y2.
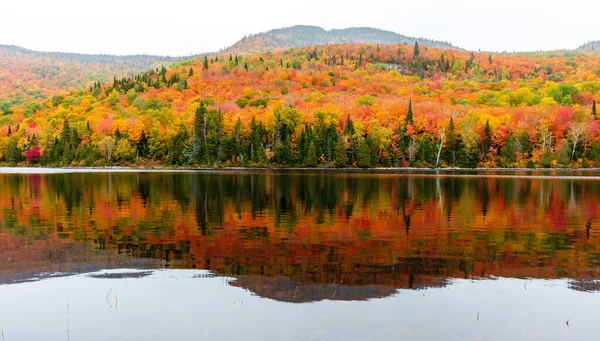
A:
2;41;600;169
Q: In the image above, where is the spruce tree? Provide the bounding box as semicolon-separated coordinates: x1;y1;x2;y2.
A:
249;116;261;162
357;141;372;168
483;119;492;159
445;116;457;165
593;100;597;119
191;102;207;163
334;138;348;168
305;141;318;167
405;99;413;128
203;56;209;70
413;42;420;59
137;130;149;157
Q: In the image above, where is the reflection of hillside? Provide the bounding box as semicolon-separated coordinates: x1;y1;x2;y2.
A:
0;235;161;285
0;172;600;297
569;279;600;293
230;275;397;303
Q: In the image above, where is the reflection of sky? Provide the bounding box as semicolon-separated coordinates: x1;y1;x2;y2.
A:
0;269;597;341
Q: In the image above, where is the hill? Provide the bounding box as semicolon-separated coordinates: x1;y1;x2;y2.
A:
576;41;600;54
0;44;185;64
1;43;600;169
224;25;459;54
0;44;197;112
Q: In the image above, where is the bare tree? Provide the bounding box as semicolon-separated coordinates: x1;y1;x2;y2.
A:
435;127;446;167
569;123;586;160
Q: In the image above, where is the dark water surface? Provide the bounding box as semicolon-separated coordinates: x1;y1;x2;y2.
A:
1;170;600;340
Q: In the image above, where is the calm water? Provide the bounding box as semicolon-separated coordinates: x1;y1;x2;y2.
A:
1;170;600;340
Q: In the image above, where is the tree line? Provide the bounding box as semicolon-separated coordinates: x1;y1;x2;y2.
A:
3;98;599;169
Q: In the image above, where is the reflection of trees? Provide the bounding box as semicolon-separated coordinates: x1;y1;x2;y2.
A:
1;172;600;299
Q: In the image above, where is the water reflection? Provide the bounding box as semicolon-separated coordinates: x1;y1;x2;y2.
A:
1;171;600;301
0;269;598;341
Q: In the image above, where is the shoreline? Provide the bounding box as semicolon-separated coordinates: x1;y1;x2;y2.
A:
1;166;600;177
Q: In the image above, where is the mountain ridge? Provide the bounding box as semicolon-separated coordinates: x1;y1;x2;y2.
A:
223;25;460;54
2;26;598;58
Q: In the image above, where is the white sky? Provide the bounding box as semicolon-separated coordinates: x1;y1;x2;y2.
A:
1;0;597;56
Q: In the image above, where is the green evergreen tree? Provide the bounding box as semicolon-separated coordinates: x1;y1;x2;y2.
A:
203;56;209;70
334;138;348;168
444;116;457;165
305;141;318;167
593;100;597;119
205;110;223;164
357;141;372;168
137;130;149;157
500;133;516;166
405;99;413;128
6;136;21;164
483;119;492;160
249;116;261;162
191;101;207;163
169;126;189;165
413;42;420;59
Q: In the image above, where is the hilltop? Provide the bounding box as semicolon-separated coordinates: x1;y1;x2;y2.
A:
224;25;459;54
577;41;600;54
0;44;186;64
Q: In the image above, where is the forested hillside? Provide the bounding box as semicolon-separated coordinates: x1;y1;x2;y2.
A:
225;26;458;54
0;44;189;114
1;42;600;169
577;41;600;54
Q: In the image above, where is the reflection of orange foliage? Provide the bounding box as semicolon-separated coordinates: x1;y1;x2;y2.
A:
0;173;599;288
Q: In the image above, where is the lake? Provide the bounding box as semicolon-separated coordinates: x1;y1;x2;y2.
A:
0;169;599;340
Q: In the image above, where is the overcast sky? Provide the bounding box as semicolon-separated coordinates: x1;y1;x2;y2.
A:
1;0;597;56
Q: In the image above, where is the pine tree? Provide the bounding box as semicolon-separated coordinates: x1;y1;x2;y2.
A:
445;116;457;165
483;119;492;159
60;119;73;164
405;99;413;128
249;116;261;162
191;101;207;163
357;141;372;168
593;100;597;119
169;125;189;165
500;133;516;166
305;141;318;167
203;56;209;70
6;137;21;164
137;130;149;157
413;42;420;59
188;67;194;77
334;138;348;168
